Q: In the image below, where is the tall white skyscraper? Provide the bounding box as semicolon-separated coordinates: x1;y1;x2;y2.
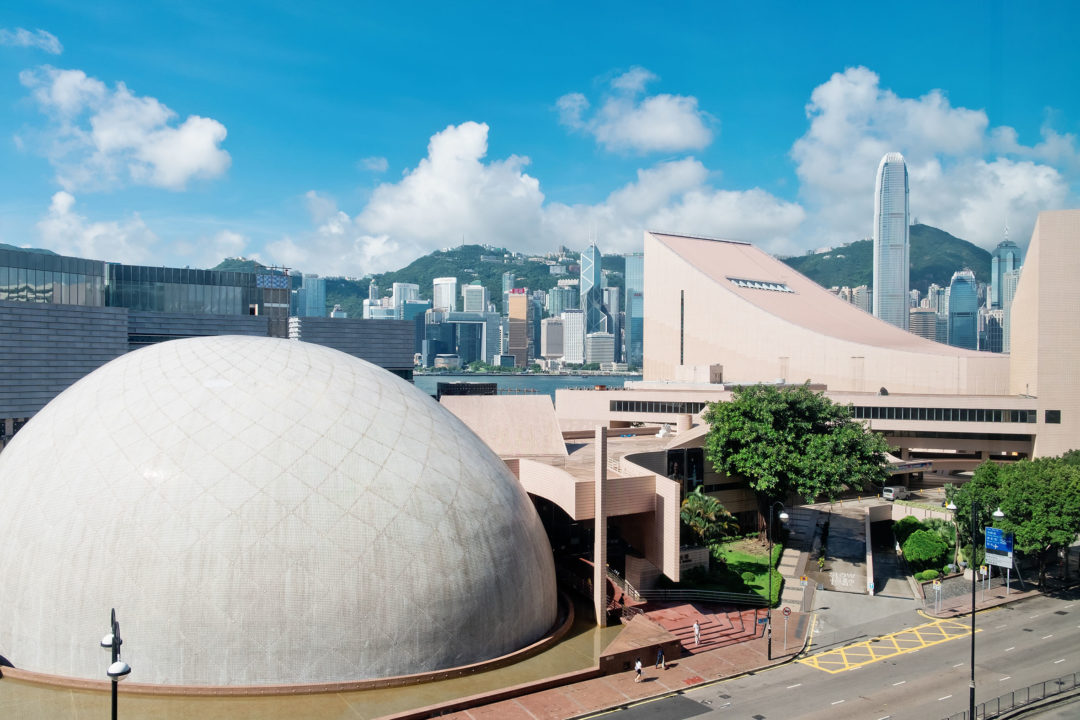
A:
432;277;458;312
873;152;910;330
391;283;419;318
560;309;585;364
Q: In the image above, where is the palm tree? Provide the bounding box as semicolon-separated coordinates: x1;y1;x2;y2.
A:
680;487;740;545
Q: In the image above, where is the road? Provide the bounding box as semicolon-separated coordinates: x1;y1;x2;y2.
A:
592;592;1079;720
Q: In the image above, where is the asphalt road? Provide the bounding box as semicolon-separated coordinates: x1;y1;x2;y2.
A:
601;591;1080;720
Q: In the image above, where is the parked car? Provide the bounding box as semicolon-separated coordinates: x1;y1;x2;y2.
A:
882;486;911;501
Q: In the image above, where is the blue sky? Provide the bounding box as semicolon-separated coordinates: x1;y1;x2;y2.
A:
1;1;1078;276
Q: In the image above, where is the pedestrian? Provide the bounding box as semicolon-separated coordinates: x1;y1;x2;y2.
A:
655;646;665;669
693;620;701;646
634;657;643;682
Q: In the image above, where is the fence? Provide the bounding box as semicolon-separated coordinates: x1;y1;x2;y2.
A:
634;588;768;607
942;671;1080;720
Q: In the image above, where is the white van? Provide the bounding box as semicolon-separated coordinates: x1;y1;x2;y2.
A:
882;486;911;501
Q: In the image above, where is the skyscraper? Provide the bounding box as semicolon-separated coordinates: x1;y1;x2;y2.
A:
990;234;1023;309
507;288;530;367
462;282;489;313
580;243;607;335
391;283;419;318
560;309;585;364
540;317;564;360
909;307;938;342
501;271;515;314
624;252;644;368
432;277;458;312
872;152;910;330
947;269;978;350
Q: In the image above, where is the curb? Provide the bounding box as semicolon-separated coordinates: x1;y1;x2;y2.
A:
568;615;816;720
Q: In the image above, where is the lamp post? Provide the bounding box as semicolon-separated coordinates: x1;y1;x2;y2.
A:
766;501;789;660
100;608;131;720
946;500;1004;720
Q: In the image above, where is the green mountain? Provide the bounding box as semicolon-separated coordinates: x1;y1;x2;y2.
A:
781;224;991;293
211;257;270;273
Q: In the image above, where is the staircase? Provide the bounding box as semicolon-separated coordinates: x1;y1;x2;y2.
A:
647;606;767;655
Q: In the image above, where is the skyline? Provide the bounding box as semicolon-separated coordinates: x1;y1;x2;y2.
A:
1;2;1078;277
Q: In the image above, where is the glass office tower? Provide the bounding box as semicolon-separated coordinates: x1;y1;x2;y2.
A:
990;236;1023;309
580;243;607;335
873;152;910;330
948;269;979;350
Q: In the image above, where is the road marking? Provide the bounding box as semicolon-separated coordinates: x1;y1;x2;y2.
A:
939;695;953;701
878;716;892;720
996;624;1007;629
787;683;802;689
953;662;964;667
1000;676;1011;682
892;680;906;686
1030;614;1040;619
1055;659;1066;664
797;618;978;674
1004;646;1015;651
1042;634;1053;639
832;699;845;705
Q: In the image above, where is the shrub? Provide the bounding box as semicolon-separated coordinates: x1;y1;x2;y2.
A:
741;571;757;584
903;529;949;572
893;515;926;545
915;569;940;582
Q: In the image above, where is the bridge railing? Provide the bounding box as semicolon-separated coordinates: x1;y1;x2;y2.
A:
941;671;1079;720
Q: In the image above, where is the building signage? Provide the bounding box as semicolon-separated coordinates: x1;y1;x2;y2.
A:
985;527;1014;569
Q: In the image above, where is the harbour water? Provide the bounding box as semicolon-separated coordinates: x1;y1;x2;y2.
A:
413;373;641;399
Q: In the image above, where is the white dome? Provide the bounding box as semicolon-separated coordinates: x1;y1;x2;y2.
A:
0;336;556;685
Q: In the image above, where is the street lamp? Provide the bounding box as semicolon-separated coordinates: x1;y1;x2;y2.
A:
100;608;130;720
946;500;1004;720
766;501;789;660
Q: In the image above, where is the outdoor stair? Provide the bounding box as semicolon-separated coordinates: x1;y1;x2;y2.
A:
648;607;766;655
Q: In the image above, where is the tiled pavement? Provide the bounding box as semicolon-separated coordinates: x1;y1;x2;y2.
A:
415;608;809;720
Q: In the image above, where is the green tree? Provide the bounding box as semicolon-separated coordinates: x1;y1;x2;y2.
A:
902;529;949;572
947;457;1080;588
680;487;739;546
703;384;890;519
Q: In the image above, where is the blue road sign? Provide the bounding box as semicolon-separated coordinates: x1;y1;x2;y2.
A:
985;527;1013;553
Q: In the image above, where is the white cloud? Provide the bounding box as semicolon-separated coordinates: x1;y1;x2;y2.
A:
558;67;713;154
36;191;158;263
361;156;389;172
274;122;802;276
19;66;230;191
790;66;1073;249
0;28;62;54
172;229;253;269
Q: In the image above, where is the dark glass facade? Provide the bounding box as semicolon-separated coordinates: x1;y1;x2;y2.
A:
0;247;104;306
105;263;260;315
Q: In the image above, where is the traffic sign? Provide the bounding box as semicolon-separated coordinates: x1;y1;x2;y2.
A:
782;607;791;617
985;527;1013;553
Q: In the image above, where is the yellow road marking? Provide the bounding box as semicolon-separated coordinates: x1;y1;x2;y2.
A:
797;618;980;674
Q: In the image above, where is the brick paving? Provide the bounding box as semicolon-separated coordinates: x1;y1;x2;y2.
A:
416;607;809;720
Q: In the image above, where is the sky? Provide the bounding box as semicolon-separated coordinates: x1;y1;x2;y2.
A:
1;1;1079;277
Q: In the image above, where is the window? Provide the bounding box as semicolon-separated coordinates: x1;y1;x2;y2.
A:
1046;410;1061;424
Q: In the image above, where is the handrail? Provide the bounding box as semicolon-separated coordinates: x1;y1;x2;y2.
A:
605;568;641;601
636;588;768;607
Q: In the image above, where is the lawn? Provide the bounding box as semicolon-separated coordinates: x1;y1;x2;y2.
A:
676;538;784;606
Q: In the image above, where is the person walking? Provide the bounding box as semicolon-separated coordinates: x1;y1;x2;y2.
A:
634;657;643;682
693;620;701;646
655;646;665;669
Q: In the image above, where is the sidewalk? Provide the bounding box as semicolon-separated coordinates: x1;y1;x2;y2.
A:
922;581;1041;618
382;610;810;720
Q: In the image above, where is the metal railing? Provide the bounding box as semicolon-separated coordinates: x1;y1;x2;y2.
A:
942;671;1079;720
605;568;641;601
634;588;768;607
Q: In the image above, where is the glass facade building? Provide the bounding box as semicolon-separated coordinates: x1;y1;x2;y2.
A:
0;247;104;306
873;152;910;330
948;269;979;350
580;243;607;334
990;237;1023;309
104;263;261;315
